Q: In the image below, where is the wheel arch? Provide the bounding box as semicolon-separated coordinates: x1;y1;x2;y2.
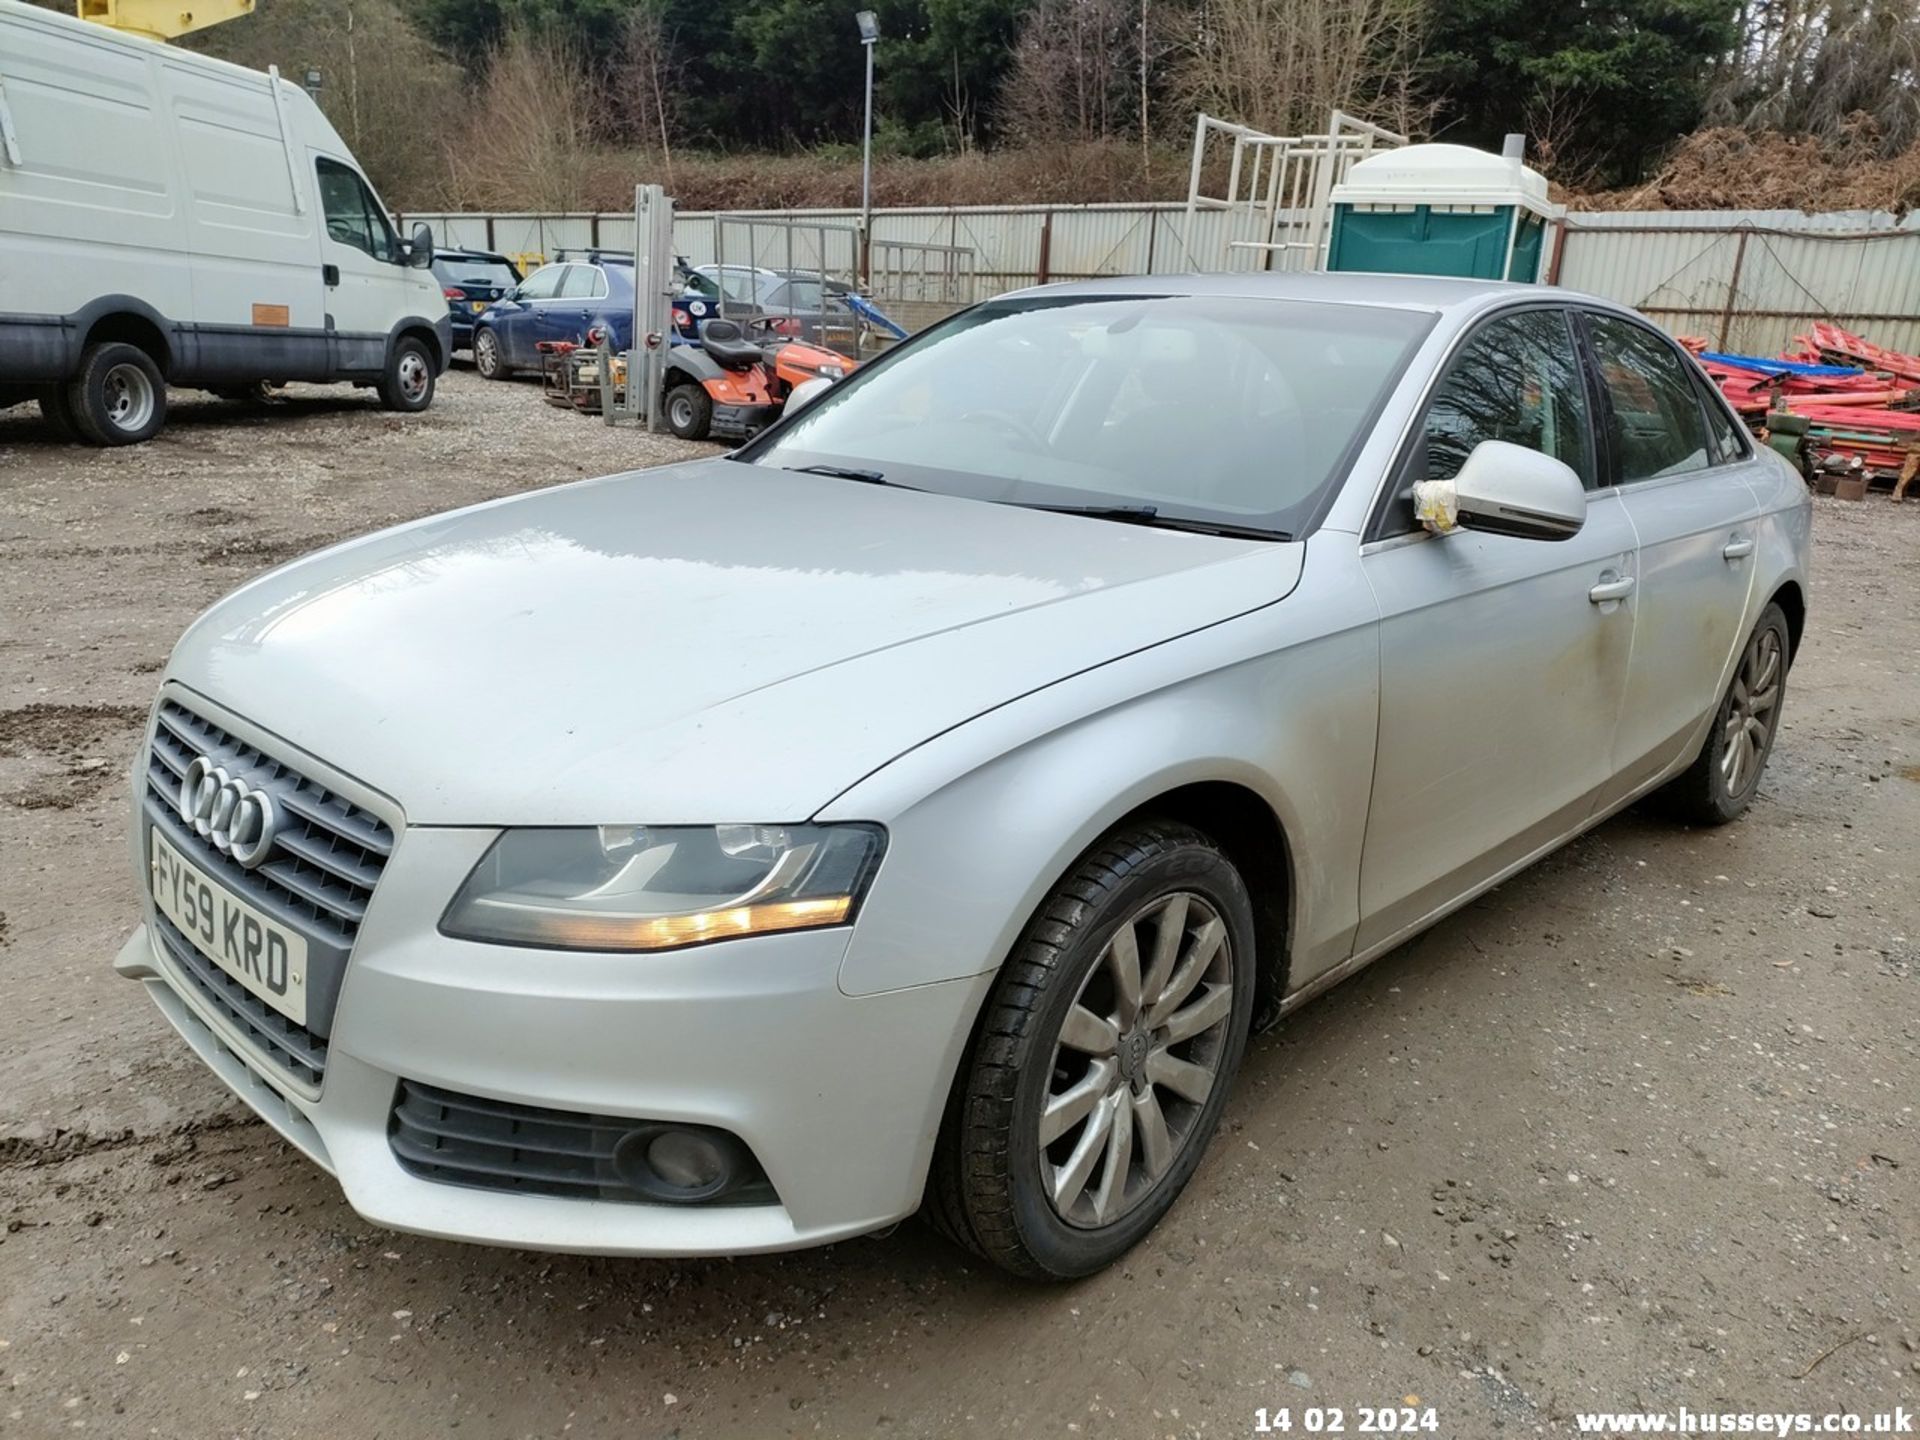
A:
80;301;174;376
389;318;446;373
1104;780;1296;1029
1769;579;1806;663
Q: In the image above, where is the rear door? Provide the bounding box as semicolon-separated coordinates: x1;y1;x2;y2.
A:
1580;311;1761;802
1355;305;1640;949
536;262;604;347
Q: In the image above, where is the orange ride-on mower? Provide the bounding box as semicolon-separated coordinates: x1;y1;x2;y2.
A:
661;319;855;442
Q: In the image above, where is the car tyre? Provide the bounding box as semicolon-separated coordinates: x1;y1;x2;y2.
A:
1655;601;1790;826
37;384;80;440
926;819;1257;1280
474;327;508;381
66;341;167;446
377;336;436;412
665;382;713;440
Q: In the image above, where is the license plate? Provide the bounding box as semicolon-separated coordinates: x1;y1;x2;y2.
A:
150;829;309;1027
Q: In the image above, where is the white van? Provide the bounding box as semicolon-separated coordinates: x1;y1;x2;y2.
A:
0;0;449;444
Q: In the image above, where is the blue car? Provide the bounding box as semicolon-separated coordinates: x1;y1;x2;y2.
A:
429;248;522;354
472;254;635;380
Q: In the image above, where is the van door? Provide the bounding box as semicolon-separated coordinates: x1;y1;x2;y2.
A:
312;155;402;377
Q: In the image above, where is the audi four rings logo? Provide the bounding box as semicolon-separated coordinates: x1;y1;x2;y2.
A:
177;755;278;869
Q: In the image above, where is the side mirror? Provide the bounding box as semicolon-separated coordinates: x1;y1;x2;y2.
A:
784;376;835;416
1435;439;1586;541
407;222;434;269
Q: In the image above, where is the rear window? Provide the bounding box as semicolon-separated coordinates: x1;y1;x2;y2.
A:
438;257;519;288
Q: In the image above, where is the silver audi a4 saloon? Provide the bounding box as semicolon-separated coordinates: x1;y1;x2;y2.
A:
120;274;1811;1279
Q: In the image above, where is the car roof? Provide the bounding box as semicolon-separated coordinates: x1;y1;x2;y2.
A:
998;271;1606;317
435;248;514;263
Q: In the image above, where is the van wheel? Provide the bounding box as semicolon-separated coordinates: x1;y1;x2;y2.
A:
665;382;712;440
473;329;507;380
68;342;167;446
37;385;80;441
378;337;436;412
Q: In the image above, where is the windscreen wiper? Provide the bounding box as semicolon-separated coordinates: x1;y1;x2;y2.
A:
790;463;889;484
1013;502;1290;542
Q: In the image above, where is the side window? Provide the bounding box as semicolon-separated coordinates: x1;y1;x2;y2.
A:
1586;315;1712;482
558;265;601;299
1691;369;1749;464
1421;308;1596;488
517;265;565;301
315;158;395;263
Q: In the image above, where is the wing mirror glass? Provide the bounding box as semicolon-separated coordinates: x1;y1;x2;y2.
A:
407;222;434;269
784;376;835;416
1421;439;1587;542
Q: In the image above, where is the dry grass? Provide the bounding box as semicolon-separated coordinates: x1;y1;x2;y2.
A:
497;140;1202;212
1573;123;1920;215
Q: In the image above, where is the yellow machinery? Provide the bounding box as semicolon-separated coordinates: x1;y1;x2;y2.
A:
75;0;254;41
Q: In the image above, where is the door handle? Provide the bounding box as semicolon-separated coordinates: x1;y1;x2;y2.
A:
1588;574;1636;604
322;263;340;287
1722;535;1755;560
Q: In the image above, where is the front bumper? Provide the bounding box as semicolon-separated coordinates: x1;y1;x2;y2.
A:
115;822;990;1255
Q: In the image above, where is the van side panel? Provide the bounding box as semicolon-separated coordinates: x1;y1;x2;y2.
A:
162;58;330;382
0;13;189;378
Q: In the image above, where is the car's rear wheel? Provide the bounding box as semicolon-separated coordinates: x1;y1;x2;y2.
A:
474;327;507;380
665;382;712;440
67;342;167;446
926;820;1256;1280
1656;602;1790;825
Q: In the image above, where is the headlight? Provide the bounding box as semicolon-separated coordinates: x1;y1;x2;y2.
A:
440;824;885;952
817;364;846;380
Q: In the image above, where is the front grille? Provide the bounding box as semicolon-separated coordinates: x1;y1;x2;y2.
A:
151;911;329;1089
389;1081;776;1206
142;697;394;1087
145;701;392;945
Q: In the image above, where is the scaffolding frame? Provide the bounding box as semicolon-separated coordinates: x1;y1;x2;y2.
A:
1183;111;1406;273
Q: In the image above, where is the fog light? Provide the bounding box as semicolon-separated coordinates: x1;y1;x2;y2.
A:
647;1130;725;1190
609;1124;751;1203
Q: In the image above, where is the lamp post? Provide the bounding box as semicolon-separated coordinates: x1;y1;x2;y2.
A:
855;9;878;284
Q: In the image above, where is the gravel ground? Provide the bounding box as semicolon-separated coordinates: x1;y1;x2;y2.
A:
1;371;1917;1438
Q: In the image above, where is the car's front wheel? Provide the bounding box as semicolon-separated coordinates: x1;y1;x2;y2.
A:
474;327;507;381
927;820;1257;1280
1657;601;1791;825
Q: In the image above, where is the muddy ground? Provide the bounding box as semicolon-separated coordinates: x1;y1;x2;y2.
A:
1;370;1917;1439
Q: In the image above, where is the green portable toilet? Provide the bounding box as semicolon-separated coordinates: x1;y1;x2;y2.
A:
1326;140;1561;283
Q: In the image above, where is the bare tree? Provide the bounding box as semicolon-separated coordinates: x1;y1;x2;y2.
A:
999;0;1135;144
447;25;600;212
613;1;678;186
1169;0;1426;139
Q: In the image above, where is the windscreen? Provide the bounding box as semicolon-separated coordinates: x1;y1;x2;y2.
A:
747;295;1432;537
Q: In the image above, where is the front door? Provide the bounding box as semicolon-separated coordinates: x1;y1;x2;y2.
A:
313;155;402;377
1580;311;1762;801
1356;306;1639;949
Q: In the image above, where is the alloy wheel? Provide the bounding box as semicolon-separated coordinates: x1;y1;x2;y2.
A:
1721;622;1782;796
1040;892;1234;1229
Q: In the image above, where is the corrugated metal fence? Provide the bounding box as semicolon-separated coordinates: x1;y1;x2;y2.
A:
404;204;1920;356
